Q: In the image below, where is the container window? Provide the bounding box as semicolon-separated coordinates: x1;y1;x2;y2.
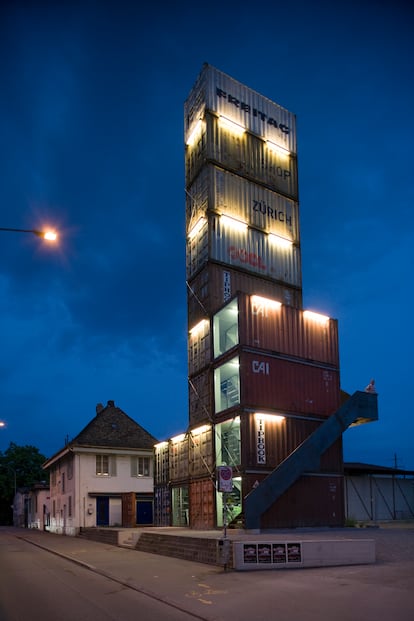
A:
214;356;240;413
213;298;239;358
215;417;241;467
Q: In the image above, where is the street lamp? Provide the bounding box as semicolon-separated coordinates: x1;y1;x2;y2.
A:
0;227;58;241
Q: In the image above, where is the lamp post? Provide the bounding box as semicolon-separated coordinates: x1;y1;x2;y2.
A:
0;227;57;241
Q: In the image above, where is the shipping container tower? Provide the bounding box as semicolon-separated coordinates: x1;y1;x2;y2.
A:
154;64;377;530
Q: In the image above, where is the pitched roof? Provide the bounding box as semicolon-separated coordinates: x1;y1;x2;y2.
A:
70;400;159;450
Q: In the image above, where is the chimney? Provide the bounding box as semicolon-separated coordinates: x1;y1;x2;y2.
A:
107;400;115;407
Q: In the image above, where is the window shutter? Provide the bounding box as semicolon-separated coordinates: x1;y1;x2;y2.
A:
110;455;117;476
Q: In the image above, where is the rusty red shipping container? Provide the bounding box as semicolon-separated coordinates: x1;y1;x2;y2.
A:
189;477;216;529
238;292;339;367
253;474;345;529
241;412;343;471
239;350;341;417
187;263;302;328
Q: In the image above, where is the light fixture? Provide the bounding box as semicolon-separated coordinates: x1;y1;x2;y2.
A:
171;433;186;444
188;216;206;239
251;295;282;310
191;424;210;435
154;441;168;449
0;227;58;241
303;310;330;323
266;140;290;157
189;319;209;336
268;233;292;248
220;214;248;232
218;116;246;136
254;412;285;423
186;119;204;146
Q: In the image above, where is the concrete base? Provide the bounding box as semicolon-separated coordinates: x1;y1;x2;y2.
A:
233;538;376;570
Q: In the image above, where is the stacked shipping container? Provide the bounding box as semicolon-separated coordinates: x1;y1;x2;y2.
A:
155;63;344;529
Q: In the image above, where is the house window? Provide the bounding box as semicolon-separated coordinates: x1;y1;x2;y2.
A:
96;455;116;476
61;472;65;493
67;460;73;480
131;456;151;477
52;500;56;518
68;495;72;517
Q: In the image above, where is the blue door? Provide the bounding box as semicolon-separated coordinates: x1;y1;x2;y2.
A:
136;500;153;525
96;497;109;526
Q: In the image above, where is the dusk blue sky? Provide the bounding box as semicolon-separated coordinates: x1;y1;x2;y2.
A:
0;0;413;470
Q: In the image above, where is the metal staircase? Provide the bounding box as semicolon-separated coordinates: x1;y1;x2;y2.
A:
244;390;378;530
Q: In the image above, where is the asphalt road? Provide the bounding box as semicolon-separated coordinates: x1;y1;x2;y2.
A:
1;526;414;621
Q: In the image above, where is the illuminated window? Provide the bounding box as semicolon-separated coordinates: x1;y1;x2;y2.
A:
131;456;151;477
215;417;241;466
214;356;240;413
213;298;239;358
96;455;116;476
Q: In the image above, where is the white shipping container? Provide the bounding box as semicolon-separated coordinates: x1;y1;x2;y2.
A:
185;64;296;155
186;165;299;242
210;215;301;287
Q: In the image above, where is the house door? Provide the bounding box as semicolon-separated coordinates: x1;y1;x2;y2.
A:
136;500;153;525
96;497;109;526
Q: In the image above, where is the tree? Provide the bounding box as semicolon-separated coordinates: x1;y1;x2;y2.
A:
0;442;49;525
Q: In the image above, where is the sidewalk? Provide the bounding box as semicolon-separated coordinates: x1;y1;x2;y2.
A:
7;526;414;621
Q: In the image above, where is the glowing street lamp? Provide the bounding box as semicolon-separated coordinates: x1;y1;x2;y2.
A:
0;227;58;241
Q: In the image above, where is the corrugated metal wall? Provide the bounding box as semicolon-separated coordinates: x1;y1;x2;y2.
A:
189;426;214;478
169;436;189;483
187;263;302;327
189;477;216;529
154;484;170;527
186;164;299;238
188;371;211;427
242;473;344;529
238;350;340;417
241;413;343;471
238;292;339;366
